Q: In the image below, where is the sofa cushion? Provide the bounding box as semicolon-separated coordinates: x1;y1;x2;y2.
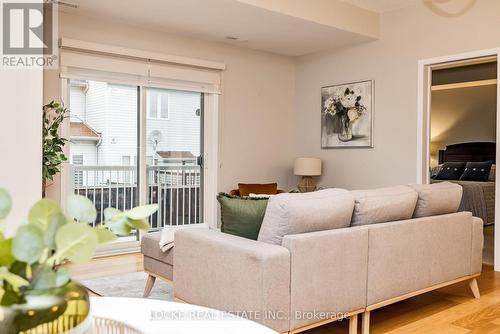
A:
409;182;463;218
218;192;268;240
351;186;418;226
238;183;278;196
257;189;354;245
141;232;174;265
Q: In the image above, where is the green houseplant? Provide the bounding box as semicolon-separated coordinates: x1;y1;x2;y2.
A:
0;188;158;334
42;101;69;198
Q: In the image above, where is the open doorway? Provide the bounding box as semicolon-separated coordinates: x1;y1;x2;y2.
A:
430;59;497;265
418;50;500;270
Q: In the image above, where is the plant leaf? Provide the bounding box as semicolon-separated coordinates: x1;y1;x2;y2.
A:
107;221;132;236
31;266;57;290
54;222;98;264
104;207;122;221
55;268;70;287
66;195;97;223
126;218;149;230
12;225;45;264
0;236;15;267
125;204;158;220
44;213;67;250
0;188;12;219
0;268;29;290
95;225;117;244
28;198;61;230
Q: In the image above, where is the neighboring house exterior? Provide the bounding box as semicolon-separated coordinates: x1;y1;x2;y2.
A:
69;80;201;171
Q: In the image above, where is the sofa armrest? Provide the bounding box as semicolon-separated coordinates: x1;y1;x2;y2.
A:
173;228;290;333
282;227;369;329
471;217;484;274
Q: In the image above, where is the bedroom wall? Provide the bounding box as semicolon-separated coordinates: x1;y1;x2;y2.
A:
294;0;500;190
430;85;497;167
44;12;296;202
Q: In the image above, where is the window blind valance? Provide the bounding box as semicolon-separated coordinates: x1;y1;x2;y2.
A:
59;38;224;94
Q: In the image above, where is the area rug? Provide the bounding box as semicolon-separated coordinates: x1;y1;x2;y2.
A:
81;271;173;301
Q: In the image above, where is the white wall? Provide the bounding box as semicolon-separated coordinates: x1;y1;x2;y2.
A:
45;12;296;192
0;69;43;236
294;0;500;190
430;85;497;166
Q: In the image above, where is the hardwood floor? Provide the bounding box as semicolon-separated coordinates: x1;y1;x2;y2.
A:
69;254;500;333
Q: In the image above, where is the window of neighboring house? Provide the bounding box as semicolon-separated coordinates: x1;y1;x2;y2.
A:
72;155;84;187
122;156;131;165
147;90;169;119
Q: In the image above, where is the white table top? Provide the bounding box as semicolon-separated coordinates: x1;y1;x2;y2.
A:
90;297;278;334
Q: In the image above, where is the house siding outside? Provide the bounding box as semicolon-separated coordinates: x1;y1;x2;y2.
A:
70;80;201;168
69;85;86;122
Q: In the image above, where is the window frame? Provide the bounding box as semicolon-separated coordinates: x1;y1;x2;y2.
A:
146;90;170;120
72;154;84;188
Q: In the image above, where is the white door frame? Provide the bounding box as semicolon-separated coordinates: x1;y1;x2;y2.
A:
416;48;500;271
202;94;219;230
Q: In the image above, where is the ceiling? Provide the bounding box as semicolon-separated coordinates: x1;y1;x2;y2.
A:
60;0;381;56
341;0;418;13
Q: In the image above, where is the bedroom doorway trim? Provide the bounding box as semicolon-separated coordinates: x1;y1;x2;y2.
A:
417;48;500;271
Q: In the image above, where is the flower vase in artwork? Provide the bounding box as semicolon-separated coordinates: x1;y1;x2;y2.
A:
323;87;366;144
338;115;353;142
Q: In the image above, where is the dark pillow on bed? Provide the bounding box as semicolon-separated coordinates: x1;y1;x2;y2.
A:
434;162;466;180
460;161;494;181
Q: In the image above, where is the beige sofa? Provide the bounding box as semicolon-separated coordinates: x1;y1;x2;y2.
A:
173;183;484;334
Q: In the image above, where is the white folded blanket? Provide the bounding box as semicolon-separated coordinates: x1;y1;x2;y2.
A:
159;224;209;252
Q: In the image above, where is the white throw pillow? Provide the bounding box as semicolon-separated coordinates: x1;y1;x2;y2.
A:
350;186;418;226
257;189;354;245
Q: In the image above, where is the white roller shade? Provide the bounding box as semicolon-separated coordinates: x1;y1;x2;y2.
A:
59;38;223;93
148;63;221;93
60;49;149;86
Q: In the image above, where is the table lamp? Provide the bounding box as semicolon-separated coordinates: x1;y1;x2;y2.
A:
294;158;322;192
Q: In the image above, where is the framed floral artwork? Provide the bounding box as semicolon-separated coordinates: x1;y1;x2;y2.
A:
321;80;374;148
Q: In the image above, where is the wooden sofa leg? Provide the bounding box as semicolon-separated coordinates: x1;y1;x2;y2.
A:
362;311;370;334
349;313;358;334
469;278;480;299
143;274;156;297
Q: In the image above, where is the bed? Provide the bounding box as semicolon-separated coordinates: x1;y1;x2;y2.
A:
431;142;496;226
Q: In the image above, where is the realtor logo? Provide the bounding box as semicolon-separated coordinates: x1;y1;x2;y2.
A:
1;0;58;68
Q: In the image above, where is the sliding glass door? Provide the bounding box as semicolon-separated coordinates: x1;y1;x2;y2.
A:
145;88;204;230
69;80;139;241
68;80;204;244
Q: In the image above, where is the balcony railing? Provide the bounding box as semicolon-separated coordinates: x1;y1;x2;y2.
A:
70;165;202;231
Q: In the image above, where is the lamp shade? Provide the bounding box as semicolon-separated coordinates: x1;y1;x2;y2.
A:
294;158;322;176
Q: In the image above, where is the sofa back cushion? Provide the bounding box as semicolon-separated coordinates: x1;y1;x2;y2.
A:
257;189;354;245
351;186;418;227
409;182;463;218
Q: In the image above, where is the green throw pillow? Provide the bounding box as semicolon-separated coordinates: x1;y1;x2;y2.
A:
217;192;269;240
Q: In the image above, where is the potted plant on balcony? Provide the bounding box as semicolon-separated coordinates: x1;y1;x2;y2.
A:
0;188;157;334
